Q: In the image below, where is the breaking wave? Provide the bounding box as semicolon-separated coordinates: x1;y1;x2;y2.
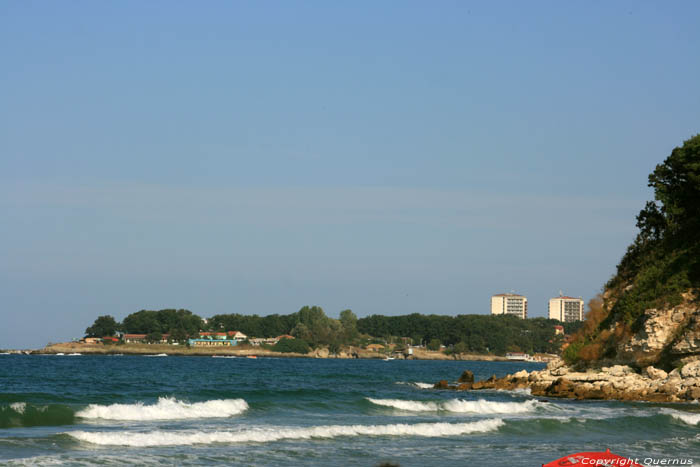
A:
0;403;75;428
413;382;435;389
66;419;504;446
662;408;700;425
395;381;435;389
76;397;248;421
367;398;540;414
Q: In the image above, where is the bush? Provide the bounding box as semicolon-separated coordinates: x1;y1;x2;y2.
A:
562;341;583;365
272;338;310;354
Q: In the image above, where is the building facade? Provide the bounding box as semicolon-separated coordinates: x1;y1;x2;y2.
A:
548;295;584;322
491;293;528;319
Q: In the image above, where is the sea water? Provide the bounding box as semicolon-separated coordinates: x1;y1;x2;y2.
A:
1;354;699;465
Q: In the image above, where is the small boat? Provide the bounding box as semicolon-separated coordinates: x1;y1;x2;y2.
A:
246;355;257;359
542;449;642;467
145;353;168;357
383;357;395;361
55;353;65;356
67;353;82;356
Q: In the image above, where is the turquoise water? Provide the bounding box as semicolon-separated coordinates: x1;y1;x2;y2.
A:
1;354;699;466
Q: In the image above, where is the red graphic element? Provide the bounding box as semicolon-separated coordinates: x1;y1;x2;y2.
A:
543;449;643;467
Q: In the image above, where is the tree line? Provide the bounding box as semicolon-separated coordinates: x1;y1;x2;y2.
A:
85;306;580;355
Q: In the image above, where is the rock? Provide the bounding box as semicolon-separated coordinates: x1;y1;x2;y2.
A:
620;302;698;365
681;360;700;378
434;380;450;389
672;310;700;354
456;382;472;390
684;387;700;401
643;366;668;380
546;378;575;398
313;347;329;358
513;369;529;379
605;365;634;377
546;358;565;371
458;370;475;383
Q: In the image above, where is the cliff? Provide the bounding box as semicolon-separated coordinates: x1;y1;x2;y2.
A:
564;134;700;371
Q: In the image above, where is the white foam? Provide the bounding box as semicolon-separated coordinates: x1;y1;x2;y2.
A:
67;353;82;356
368;398;439;411
414;382;435;389
9;402;27;414
662;408;700;425
66;419;503;446
368;398;539;414
76;397;248;421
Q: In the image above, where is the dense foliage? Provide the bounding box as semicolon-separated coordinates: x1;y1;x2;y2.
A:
565;135;700;365
84;306;576;355
85;315;120;337
272;337;310;354
121;309;204;338
357;313;581;355
209;306;359;348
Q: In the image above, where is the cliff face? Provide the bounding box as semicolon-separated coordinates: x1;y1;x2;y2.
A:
614;293;699;367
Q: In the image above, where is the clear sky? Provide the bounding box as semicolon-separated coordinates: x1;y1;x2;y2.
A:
1;1;699;349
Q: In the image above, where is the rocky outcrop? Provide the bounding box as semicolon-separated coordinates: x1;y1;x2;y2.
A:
615;292;699;367
436;358;700;402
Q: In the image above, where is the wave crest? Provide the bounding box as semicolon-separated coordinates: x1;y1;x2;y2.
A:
76;397;248;421
662;408;700;425
0;403;75;428
367;398;539;414
67;419;503;446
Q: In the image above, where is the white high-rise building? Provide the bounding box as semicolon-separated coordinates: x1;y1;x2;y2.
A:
549;294;584;322
491;293;528;319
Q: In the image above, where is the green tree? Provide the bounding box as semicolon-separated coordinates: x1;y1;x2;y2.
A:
273;338;310;354
427;338;442;351
85;315;120;337
339;309;358;342
146;332;162;343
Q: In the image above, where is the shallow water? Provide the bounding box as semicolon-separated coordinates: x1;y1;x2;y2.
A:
1;354;698;465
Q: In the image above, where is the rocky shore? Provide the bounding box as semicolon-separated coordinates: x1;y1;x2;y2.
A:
435;358;700;402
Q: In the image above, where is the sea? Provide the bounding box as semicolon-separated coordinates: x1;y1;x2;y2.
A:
1;354;699;466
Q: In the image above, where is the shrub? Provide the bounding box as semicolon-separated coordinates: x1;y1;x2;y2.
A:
272;338;310;354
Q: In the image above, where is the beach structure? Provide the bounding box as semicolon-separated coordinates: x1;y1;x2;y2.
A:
227;331;248;340
187;338;238;347
123;334;147;343
548;294;584;322
490;293;528;319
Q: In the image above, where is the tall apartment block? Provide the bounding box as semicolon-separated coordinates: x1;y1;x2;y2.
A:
548;295;584;322
491;293;528;319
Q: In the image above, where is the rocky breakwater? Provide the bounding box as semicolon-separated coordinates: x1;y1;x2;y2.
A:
435;358;700;402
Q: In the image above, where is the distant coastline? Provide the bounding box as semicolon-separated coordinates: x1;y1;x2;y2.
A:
32;342;514;361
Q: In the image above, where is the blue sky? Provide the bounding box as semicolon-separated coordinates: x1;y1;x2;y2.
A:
1;1;699;348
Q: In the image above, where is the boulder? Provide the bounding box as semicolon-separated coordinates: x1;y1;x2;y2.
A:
513;369;529;379
643;366;668;380
684;387;700;401
458;370;475;383
434;380;450;390
546;378;575;398
681;360;700;378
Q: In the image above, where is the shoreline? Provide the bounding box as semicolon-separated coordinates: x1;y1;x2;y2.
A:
30;342;512;361
434;357;700;403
